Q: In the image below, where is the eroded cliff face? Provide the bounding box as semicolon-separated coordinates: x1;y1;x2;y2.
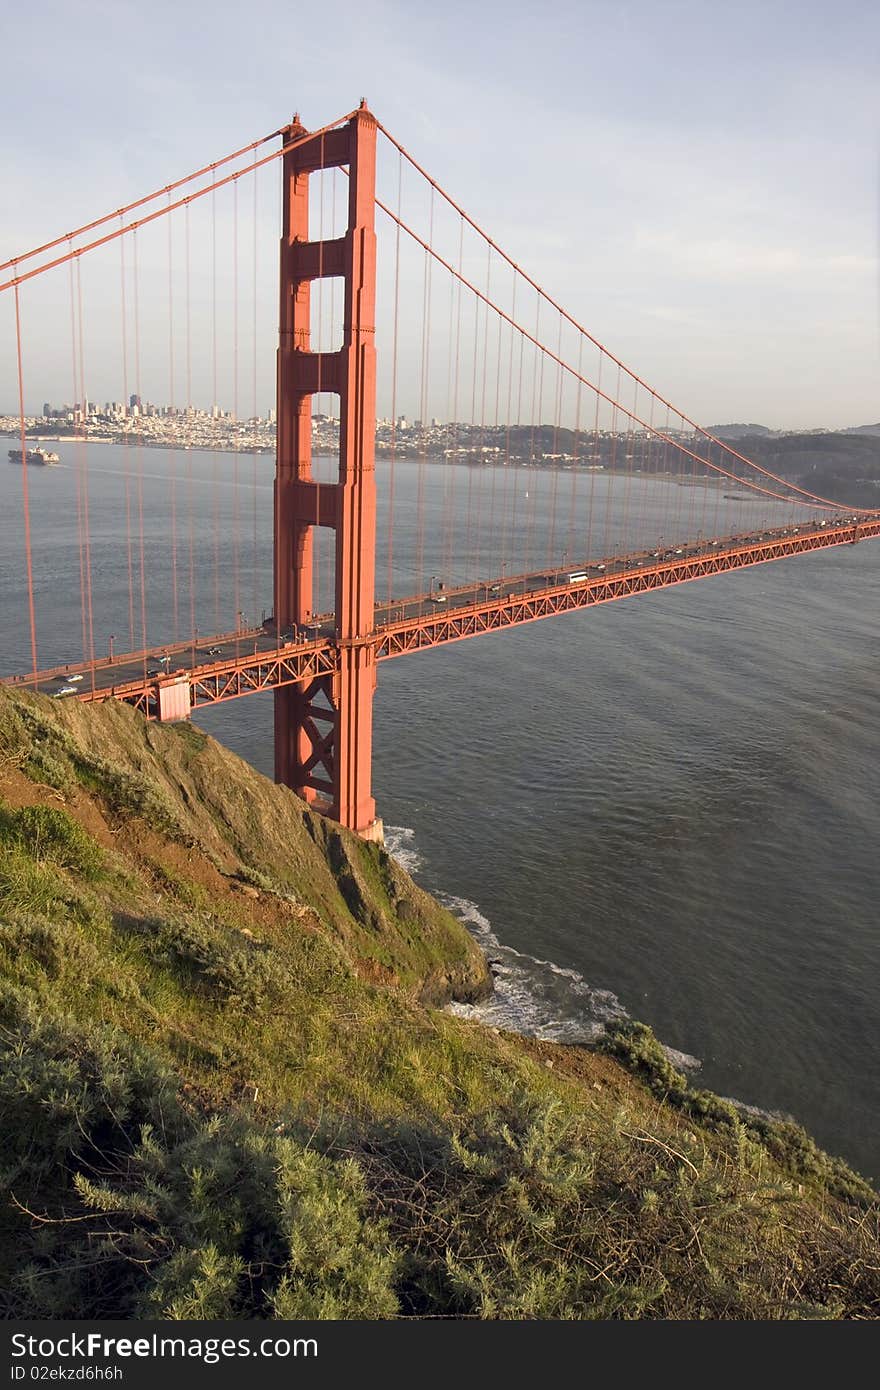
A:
0;686;492;1006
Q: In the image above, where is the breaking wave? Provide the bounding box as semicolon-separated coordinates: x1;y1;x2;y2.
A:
385;825;621;1044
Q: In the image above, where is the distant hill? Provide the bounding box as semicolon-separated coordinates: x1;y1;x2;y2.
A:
706;422;880;441
690;430;880;508
705;423;774;439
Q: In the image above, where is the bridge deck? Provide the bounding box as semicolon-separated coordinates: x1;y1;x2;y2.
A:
4;520;877;719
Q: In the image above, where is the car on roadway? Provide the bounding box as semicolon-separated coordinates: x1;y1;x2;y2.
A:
51;685;78;698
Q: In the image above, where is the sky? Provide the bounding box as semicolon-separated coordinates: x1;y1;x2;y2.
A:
1;0;878;429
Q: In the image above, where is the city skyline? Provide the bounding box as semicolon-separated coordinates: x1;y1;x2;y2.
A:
6;393;876;437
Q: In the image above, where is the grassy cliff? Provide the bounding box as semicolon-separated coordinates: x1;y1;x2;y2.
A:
0;686;877;1320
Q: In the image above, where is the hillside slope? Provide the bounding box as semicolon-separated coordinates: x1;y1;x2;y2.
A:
0;687;877;1320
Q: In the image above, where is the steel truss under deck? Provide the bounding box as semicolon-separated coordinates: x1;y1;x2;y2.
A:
376;524;879;659
17;519;872;720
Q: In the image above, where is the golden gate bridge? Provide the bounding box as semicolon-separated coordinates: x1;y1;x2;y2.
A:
2;102;877;840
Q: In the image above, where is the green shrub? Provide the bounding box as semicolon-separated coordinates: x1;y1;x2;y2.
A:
22;747;74;792
0;987;181;1192
237;865;276;893
0;697;78;790
0;916;65;976
129;1128;399;1319
0;803;103;878
72;757;182;836
597;1020;875;1205
0;997;398;1321
118;913;294;1010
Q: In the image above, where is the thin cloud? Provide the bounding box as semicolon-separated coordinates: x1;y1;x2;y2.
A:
632;232;879;280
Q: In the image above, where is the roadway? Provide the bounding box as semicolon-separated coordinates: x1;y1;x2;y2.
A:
5;514;872;708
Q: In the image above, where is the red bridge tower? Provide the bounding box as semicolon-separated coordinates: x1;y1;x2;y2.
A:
273;103;382;840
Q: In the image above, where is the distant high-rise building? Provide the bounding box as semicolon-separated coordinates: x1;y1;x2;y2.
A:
129;394;141;410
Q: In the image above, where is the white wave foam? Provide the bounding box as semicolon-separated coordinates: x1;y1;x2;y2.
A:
384;828;702;1064
383;824;423;876
440;891;625;1043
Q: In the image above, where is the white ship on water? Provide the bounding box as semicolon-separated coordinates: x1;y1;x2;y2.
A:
8;445;60;465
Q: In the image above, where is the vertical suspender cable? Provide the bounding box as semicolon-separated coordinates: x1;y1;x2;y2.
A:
621;379;637;560
710;439;722;541
13;283;38;678
185;203;196;649
490;270;503;578
133;231;148;667
75;260;96;681
415;189;434;593
252;149;260;626
463;289;477;576
119;226;136;649
526;310;547;575
500;271;518;579
565;336;584;567
440;214;457;587
69;255;88;664
233;179;241;630
509;325;526;574
167;193;179;641
545;310;564;567
386;151;402;607
524;295;542;574
443;217;465;584
211;178;220;632
601;364;622;561
639;394;655;552
472;243;492;582
585;350;602;564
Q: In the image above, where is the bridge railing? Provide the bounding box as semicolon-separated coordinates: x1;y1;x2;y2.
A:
1;622;270;689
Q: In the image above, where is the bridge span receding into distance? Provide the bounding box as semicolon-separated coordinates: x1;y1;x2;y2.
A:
6;517;876;724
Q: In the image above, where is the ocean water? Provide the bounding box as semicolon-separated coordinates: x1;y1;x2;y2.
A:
2;442;877;1180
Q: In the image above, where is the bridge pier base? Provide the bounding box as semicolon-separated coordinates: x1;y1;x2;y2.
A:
157;679;192;722
358;818;385;844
